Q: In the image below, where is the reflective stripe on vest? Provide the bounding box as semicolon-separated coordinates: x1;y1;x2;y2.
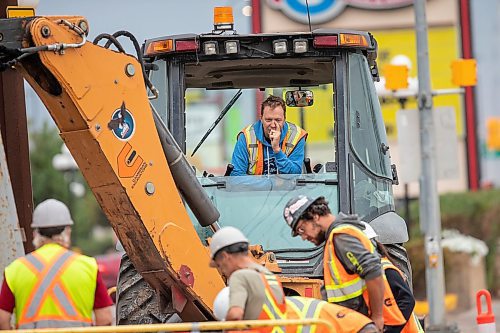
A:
323;225;375;303
286;296;375;333
239;122;307;175
5;244;95;328
286;297;324;333
19;320;92;329
380;258;423;333
258;274;287;333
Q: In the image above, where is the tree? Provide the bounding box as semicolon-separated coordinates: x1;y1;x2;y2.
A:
29;122;69;205
29;122;114;255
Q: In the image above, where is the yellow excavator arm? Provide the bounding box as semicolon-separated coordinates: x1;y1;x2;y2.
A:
5;16;224;320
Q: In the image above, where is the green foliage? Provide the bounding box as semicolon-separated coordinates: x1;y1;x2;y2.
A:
404;189;500;296
29;122;69;205
29;122;114;256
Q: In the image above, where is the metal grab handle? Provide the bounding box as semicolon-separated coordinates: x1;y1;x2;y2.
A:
4;318;335;333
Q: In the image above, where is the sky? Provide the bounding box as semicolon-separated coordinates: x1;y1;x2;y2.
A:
26;0;252;129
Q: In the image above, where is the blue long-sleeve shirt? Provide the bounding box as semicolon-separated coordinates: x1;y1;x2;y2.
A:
230;121;306;176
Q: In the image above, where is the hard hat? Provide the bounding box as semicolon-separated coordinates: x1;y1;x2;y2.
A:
209;227;248;260
283;195;316;237
360;221;378;240
213;287;230;321
31;199;74;228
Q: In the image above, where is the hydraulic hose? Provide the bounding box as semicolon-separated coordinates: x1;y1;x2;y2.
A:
151;107;220;227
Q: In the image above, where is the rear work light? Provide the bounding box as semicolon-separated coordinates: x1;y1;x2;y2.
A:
175;39;199;52
293;39;308;53
339;33;369;47
145;39;174;56
204;41;218;55
225;40;239;54
313;35;338;48
273;39;288;54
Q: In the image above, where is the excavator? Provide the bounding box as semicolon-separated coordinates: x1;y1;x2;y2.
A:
0;7;411;325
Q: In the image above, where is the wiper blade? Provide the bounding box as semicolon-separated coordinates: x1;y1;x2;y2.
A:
191;89;242;157
296;178;338;186
202;181;226;189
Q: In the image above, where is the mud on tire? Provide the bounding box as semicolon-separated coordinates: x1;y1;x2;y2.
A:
116;254;176;325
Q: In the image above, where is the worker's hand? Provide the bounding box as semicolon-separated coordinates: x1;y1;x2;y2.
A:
269;123;281;153
371;314;384;332
226;306;244;321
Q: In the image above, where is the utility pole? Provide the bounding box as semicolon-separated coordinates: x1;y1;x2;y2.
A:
414;1;456;332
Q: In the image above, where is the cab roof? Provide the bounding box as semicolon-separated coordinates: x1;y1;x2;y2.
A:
144;29;377;89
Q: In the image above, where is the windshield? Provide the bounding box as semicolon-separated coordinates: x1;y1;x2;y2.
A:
150;56;341;254
190;173;338;252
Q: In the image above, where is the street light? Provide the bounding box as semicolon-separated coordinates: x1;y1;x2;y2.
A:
52;144;85;198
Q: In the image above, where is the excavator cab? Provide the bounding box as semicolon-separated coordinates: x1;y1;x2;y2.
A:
143;26;410;295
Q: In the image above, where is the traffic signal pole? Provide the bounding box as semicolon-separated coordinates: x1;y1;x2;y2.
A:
414;1;456;332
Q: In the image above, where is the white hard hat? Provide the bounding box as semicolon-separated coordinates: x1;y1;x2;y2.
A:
209;227;248;259
213;287;230;321
31;199;74;228
361;221;378;240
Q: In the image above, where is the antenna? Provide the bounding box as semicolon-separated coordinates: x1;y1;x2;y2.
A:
305;0;312;33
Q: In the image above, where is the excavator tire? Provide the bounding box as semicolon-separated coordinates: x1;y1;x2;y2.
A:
116;254;175;325
385;243;413;289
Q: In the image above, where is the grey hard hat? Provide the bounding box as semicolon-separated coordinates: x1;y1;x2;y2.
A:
283;195;317;237
31;199;74;228
209;226;249;260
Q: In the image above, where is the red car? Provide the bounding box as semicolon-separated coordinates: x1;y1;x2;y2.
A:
95;252;122;302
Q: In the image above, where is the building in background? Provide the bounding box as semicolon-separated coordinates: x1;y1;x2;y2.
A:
470;0;500;189
252;0;490;197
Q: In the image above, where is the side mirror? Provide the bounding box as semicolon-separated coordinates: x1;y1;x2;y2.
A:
285;90;314;107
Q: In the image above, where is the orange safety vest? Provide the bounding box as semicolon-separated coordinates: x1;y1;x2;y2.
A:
4;243;97;329
285;296;374;333
370;258;424;333
257;273;288;333
323;224;376;304
239;122;308;175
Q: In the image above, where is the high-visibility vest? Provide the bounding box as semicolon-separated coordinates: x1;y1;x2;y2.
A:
285;296;374;333
323;225;376;303
374;258;424;333
4;243;97;329
239;122;307;175
257;273;288;333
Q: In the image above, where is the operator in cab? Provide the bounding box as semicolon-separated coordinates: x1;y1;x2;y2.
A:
230;95;307;176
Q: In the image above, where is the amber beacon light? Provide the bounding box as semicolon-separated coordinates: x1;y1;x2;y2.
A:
214;7;234;31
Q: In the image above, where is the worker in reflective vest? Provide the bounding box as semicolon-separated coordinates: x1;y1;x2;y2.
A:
209;227;287;333
0;199;113;329
285;296;378;333
214;293;378;333
283;196;385;332
231;95;307;176
360;223;424;333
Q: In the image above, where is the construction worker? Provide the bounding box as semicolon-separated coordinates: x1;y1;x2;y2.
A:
282;195;385;332
208;226;287;329
285;296;378;333
214;288;378;333
231;95;307;176
0;199;113;329
360;223;424;333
